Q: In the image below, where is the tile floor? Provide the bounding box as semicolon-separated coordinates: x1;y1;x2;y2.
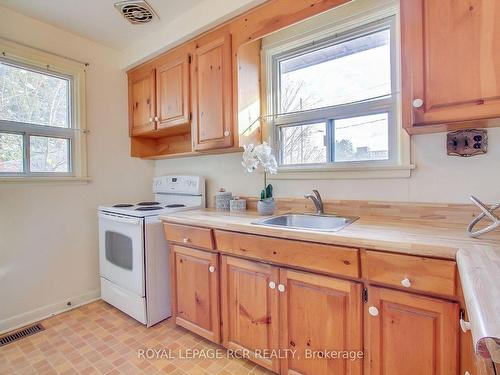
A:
0;300;272;374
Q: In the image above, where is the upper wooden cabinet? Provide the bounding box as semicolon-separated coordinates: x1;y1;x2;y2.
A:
128;68;156;136
191;33;233;151
365;286;459;375
156;55;190;129
401;0;500;133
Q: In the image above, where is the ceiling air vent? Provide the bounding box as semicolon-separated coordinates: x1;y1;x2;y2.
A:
114;1;158;24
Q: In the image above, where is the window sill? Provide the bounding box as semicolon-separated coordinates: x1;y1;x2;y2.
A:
0;176;91;185
268;164;415;180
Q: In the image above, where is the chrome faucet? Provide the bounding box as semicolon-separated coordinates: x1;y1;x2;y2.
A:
304;190;324;215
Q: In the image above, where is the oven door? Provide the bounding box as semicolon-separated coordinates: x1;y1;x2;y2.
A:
98;211;145;296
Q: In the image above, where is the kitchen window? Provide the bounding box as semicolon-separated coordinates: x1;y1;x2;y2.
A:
0;41;87;180
263;3;411;178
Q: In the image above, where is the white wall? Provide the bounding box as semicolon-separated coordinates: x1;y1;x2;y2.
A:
0;7;154;332
156;128;500;206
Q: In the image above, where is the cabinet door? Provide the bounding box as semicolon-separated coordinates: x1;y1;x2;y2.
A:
170;245;220;343
365;286;459;375
191;33;233;151
401;0;500;130
279;268;363;375
128;68;156;135
156;55;190;128
220;256;280;372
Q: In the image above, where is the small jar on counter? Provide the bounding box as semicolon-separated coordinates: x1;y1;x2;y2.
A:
215;188;232;211
230;197;247;212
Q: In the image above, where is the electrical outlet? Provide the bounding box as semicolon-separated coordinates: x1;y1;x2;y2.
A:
446;129;487;157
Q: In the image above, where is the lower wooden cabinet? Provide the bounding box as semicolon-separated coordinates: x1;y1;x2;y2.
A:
220;255;362;375
279;268;362;375
220;256;280;372
165;226;466;375
364;286;459;375
170;245;220;343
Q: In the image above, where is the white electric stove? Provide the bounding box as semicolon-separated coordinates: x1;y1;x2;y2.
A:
98;175;205;326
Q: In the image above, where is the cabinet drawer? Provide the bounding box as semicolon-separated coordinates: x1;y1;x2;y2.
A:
214;230;359;278
163;223;214;249
361;250;456;296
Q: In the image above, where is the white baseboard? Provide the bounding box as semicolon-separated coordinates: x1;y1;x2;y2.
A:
0;289;101;335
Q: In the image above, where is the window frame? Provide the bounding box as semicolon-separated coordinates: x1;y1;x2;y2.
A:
0;39;87;181
272;17;396;168
261;1;413;178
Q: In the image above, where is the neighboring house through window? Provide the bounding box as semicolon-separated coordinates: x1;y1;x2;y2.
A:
262;0;412;178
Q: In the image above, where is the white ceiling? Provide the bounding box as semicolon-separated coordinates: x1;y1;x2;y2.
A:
0;0;205;50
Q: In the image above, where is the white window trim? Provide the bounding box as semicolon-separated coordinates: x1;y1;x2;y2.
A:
261;0;413;179
0;38;88;182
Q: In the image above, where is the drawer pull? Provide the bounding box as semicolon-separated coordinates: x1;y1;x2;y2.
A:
368;306;379;317
182;238;190;244
401;278;411;288
460;318;471;333
208;265;215;273
269;281;276;290
412;98;424;108
277;284;286;293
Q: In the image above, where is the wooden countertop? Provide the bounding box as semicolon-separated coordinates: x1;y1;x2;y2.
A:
457;246;500;363
159;208;500;260
160;208;500;360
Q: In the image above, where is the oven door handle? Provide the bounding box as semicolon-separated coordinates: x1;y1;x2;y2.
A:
98;212;142;225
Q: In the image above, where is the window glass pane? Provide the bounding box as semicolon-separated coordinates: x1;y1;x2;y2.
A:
279;28;391;113
280;122;326;165
334;113;389;162
30;136;69;172
0;132;23;172
0;62;70;128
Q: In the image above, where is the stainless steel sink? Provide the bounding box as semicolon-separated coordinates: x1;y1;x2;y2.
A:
253;213;358;232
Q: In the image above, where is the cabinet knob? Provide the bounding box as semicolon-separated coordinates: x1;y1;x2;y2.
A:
208;265;215;273
182;238;190;244
401;278;411;288
412;98;424;108
224;130;230;137
368;306;379;316
277;284;286;293
460;318;471;333
464;372;471;375
149;117;153;123
154;116;159;122
269;281;276;289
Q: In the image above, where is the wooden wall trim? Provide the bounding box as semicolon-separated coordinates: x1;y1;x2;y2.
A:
127;0;351;74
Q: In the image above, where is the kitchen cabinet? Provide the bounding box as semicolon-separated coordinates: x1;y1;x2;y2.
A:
170;245;220;343
401;0;500;133
220;256;280;372
191;33;233;151
279;268;362;375
364;286;459;375
220;255;362;374
156;55;191;129
164;223;469;375
128;68;156;136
